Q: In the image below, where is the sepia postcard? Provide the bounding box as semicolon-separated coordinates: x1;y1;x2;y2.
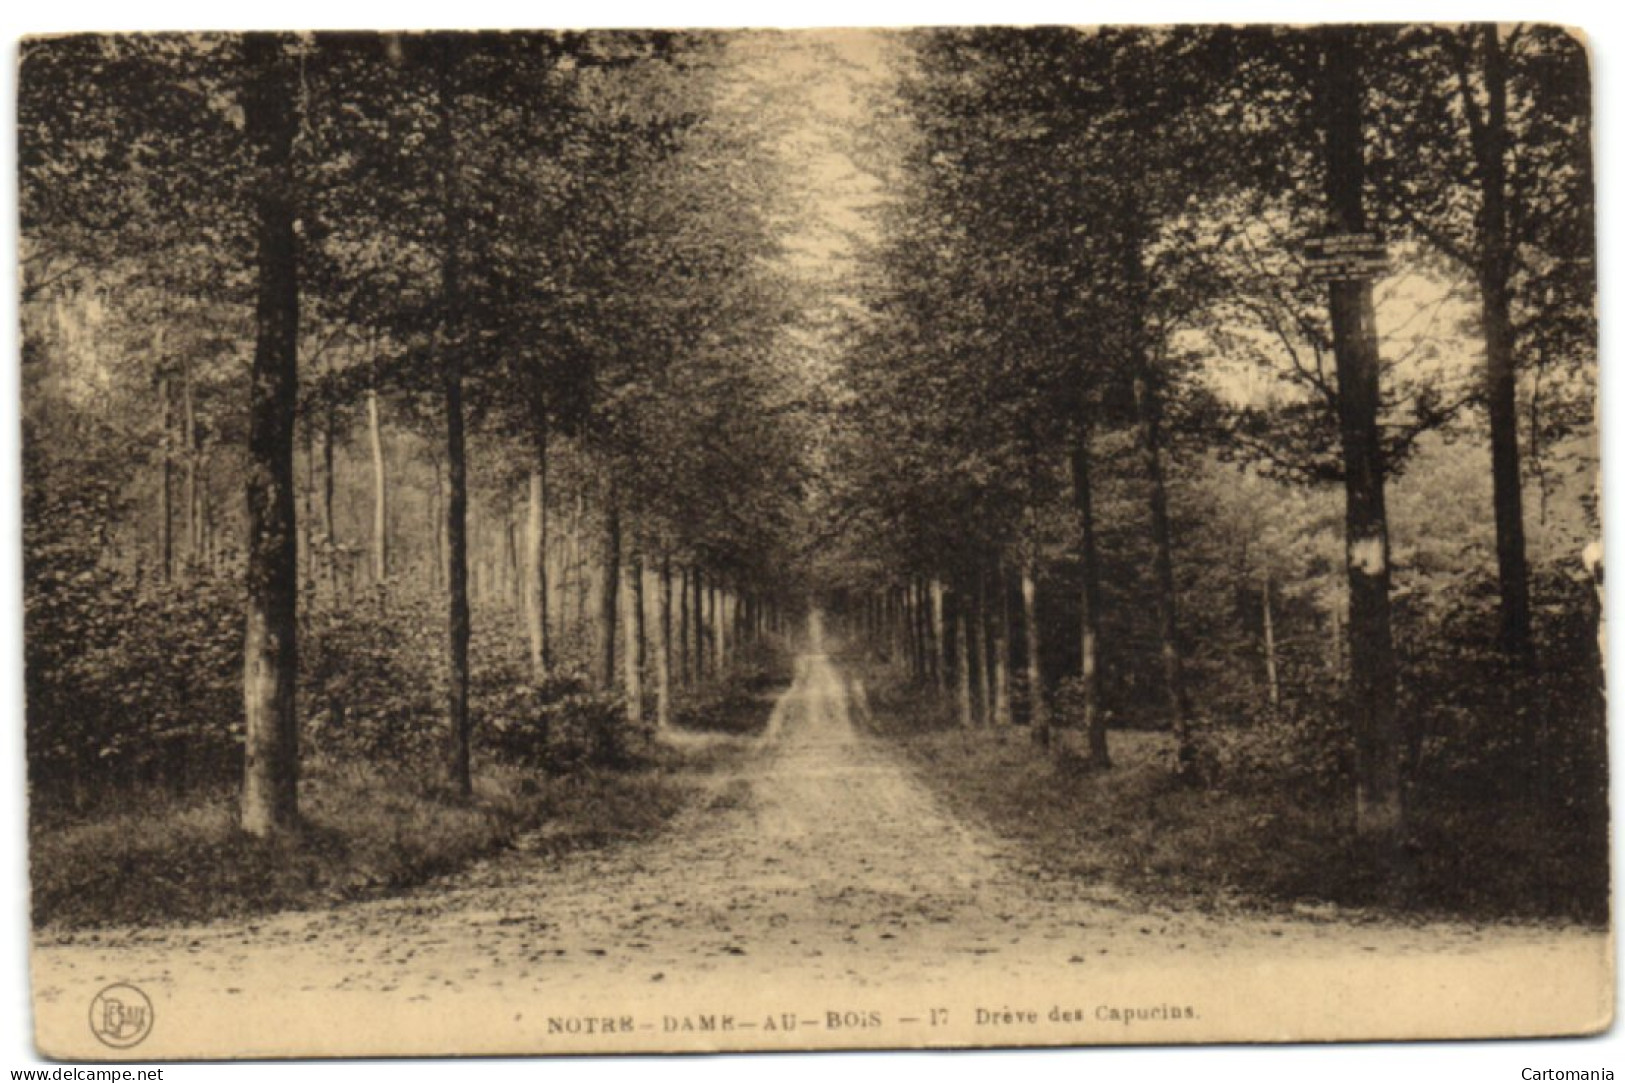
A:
17;22;1612;1061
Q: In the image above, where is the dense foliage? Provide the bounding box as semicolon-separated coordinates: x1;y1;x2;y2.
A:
20;25;1603;921
820;24;1601;913
23;31;808;821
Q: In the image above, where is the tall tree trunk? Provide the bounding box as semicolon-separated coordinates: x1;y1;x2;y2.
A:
726;590;737;665
623;541;644;724
544;497;561;650
1021;556;1047;741
430;457;444;591
901;583;915;677
636;556;648;685
656;555;673;729
920;577;934;683
930;577;949;693
240;32;301;837
897;583;907;676
893;587;908;669
322;398;336;594
183;357;200;572
595;499;621;691
443;371;470;798
1126;240;1191;770
954;591;974;728
876;592;885;656
1469;24;1532;659
1134;374;1192;765
691;565;705;682
1328;599;1344;680
367;388;388;585
300;405;314;587
524;425;551;681
721;582;734;666
1070;428;1110;766
972;572;991;726
569;494;588;631
198;450;215;570
1316;27;1404;843
1262;569;1282;709
435;40;472;799
911;577;928;682
678;565;691;688
709;582;723;674
158;373;173;583
993;565;1013;727
504;509;520;611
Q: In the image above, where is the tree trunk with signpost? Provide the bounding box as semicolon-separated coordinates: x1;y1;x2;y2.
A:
1312;27;1405;849
240;32;302;838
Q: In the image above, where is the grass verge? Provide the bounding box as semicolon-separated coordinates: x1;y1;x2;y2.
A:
31;740;743;931
852;665;1606;925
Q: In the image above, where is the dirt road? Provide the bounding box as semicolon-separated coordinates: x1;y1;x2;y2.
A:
31;648;1611;1057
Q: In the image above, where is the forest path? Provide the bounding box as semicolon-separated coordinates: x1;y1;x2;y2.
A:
31;643;1610;1056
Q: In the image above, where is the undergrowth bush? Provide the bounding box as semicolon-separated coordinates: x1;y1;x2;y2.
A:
30;540;667;821
853;563;1608;923
672;649;793;734
26;481;242;809
483;672;647;772
301;587;447;764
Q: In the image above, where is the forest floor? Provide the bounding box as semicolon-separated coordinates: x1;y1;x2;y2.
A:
28;742;729;931
31;651;1611;1058
861;686;1610;925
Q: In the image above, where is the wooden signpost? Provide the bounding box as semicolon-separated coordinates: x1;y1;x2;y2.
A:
1305;231;1390;282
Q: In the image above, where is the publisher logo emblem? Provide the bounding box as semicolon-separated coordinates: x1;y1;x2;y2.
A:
89;983;154;1049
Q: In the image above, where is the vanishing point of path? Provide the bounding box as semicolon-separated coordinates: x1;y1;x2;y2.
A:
33;646;1611;1057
